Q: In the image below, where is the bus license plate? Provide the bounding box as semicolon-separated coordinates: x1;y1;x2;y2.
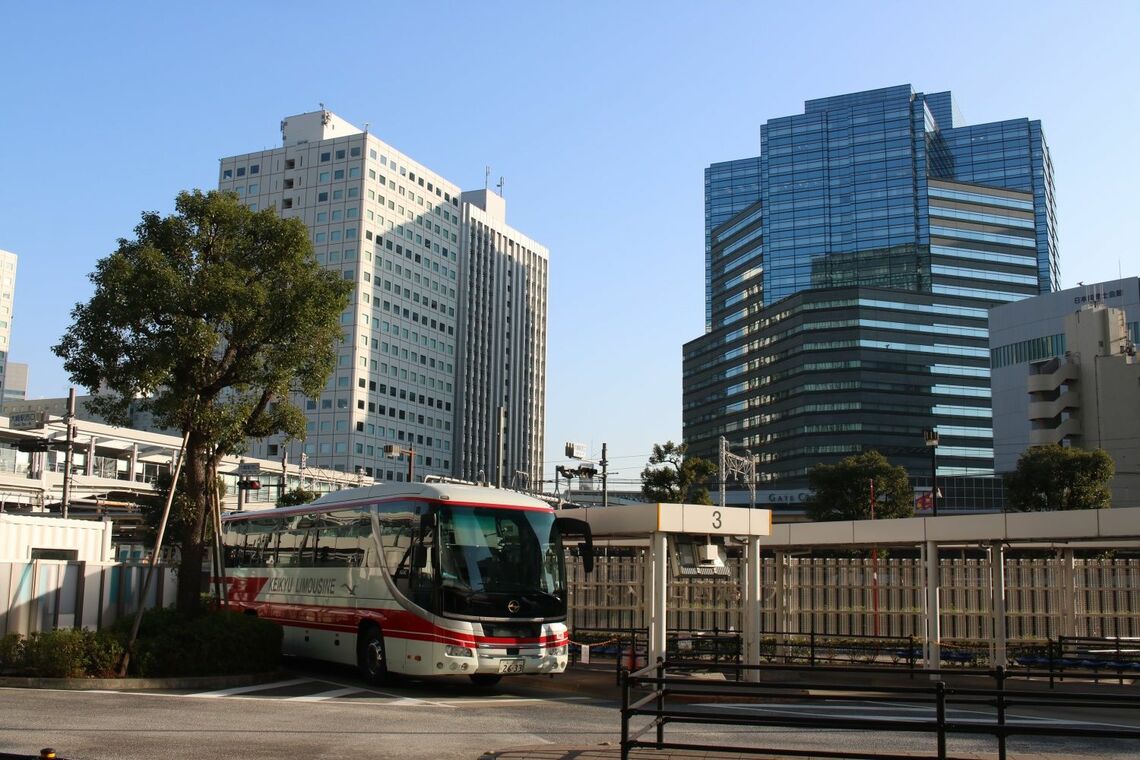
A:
498;658;525;674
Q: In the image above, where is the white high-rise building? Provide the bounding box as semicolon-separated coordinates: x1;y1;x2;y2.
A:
218;111;548;486
0;250;16;405
456;190;548;489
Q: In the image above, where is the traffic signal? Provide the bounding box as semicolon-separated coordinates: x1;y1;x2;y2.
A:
238;479;262;490
579;466;598;479
10;439;51;453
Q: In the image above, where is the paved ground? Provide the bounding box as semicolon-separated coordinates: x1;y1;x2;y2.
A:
1;661;1136;759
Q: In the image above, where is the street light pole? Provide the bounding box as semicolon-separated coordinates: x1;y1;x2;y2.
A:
924;428;940;517
384;444;415;482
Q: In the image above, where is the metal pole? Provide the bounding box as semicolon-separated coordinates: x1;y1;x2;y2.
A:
496;406;505;489
61;388;76;519
871;478;879;637
718;436;727;508
407;448;414;483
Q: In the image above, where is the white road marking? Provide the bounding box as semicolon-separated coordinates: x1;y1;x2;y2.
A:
286;687;365;702
188;678;312;697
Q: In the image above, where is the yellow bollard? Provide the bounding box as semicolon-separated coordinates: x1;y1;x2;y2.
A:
40;750;57;760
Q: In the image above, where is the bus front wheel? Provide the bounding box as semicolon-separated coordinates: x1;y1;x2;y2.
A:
357;624;388;685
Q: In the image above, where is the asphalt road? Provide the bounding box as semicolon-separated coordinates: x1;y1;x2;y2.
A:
1;661;1138;759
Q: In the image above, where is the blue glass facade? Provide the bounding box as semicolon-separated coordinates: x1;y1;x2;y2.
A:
705;157;761;331
683;85;1058;512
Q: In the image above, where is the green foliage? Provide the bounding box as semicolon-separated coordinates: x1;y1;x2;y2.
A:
640;440;717;504
1;629;124;678
115;608;283;677
807;450;915;521
0;633;22;671
53;190;353;611
1004;444;1114;511
138;471;225;548
277;486;320;507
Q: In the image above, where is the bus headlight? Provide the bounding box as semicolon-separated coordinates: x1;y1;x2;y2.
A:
445;645;474;658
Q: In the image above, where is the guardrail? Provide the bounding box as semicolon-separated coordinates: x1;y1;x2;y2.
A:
1014;635;1140;687
620;659;1140;760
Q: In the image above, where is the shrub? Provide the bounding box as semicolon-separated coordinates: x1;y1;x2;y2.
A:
0;633;23;672
21;629;89;678
121;608;282;677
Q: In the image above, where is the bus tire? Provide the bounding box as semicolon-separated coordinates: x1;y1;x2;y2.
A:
357;624;388;685
469;674;502;688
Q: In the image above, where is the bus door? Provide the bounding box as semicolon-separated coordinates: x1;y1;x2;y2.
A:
377;502;439;612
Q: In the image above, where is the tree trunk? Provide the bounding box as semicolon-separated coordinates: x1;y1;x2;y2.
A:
176;438;213;613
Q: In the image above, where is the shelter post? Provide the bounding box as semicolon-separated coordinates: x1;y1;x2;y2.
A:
988;540;1007;668
742;537;762;681
923;540;941;671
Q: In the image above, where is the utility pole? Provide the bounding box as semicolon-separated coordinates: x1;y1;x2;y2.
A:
601;442;609;508
61;388;76;519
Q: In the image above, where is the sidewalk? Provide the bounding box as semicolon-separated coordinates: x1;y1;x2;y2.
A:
487;663;1107;760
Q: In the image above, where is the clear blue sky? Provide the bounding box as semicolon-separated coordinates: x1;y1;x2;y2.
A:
2;1;1137;489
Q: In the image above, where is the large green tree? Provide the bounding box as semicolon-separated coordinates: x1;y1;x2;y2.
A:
640;441;717;504
54;190;353;611
806;451;915;521
1004;444;1114;511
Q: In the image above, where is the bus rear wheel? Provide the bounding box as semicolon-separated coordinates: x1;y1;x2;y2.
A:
357;624;388;685
469;674;502;688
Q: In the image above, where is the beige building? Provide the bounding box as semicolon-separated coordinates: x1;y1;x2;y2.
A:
1027;304;1139;506
0;250;16;405
218;110;548;488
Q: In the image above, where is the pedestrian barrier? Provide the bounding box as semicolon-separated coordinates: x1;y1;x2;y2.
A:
620;659;1140;760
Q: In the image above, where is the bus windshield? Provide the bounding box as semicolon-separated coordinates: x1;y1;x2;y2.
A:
436;505;566;619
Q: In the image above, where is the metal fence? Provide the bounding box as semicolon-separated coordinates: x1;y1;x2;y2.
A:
0;561;178;636
621;660;1140;760
568;554;1140;641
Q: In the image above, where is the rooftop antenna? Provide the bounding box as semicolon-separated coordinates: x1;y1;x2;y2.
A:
485;165;491;191
496;175;505;197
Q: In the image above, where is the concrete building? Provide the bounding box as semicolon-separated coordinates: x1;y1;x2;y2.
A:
455;190;548;488
1;362;27;408
218;111;547;488
990;279;1140;506
0;251;16;406
684;85;1057;512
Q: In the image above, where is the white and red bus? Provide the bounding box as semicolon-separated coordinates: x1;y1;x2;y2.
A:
220;481;592;685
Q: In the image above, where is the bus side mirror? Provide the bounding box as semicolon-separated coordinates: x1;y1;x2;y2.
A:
555;516;593;575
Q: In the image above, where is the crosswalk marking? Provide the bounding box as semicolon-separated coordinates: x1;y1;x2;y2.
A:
189;678;312;698
286;687;366;702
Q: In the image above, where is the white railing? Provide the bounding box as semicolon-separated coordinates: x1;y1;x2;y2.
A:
0;560;178;636
568;554;1140;640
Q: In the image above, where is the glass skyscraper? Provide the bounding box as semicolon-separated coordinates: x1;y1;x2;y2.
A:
683;85;1057;511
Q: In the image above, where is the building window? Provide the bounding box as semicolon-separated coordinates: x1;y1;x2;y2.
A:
318;191;328;202
336;149;346;160
223;169;233;179
321;152;330;162
237;167;246;177
249;164;259;175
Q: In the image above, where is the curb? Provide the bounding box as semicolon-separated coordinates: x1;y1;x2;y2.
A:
0;670;284;691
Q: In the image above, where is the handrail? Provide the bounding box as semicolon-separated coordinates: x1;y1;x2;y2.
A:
620;660;1140;760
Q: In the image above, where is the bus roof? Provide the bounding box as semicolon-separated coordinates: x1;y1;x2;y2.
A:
224;482;552;520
